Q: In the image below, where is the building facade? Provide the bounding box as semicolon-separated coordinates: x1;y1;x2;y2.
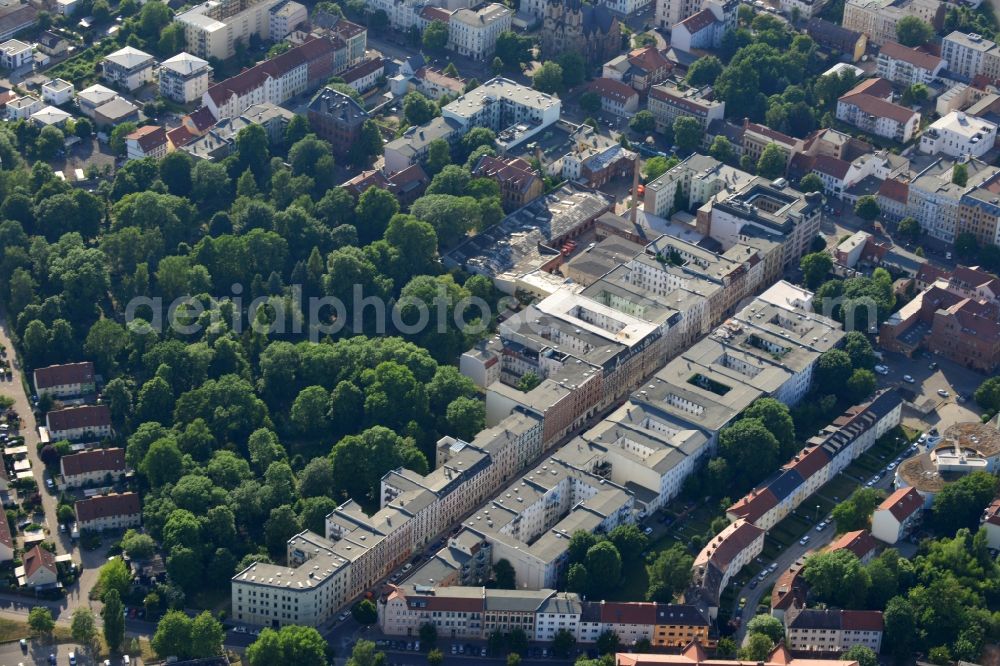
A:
159;52;212;104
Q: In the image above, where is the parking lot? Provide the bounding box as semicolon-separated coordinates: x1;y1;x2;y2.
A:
875;349;985;432
0;641;90;666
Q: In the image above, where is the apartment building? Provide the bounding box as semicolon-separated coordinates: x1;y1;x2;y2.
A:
74;492;141;532
876;41;944;86
559;400;710;515
728;390;903;530
919;111;997;158
689;519;765;618
159;52;212;104
697;177;824;269
101;47;156;91
384;116;463;173
842;0;943;46
670;0;735;52
448;4;512;60
41;78;74;106
380;585;709;646
60;448;127;488
554;126;637;188
601;47;673;93
233;531;354;627
958;170;1000;246
806;19;867;62
268;0;307;40
442;77;562;149
785;608;884;653
941;31;1000;81
655;0;701;30
836;78;920;143
203;37;339;120
0;39;32;69
472;155;544;212
33;362;95;398
871;486;923;543
176;0;283;61
644;153;753;218
125;125;169;161
46;405;112;442
306;87;369;158
647;82;725;132
907;156;993;244
588;78;640;117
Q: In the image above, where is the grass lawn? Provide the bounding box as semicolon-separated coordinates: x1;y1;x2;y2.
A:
761;537;784;561
607;562;649;602
818;473;859;504
0;620;73;644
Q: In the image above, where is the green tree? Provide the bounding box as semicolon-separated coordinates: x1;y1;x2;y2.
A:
552;629;576;657
719;418;780;491
847;368;877;402
756;143;786;179
974;376;1000;414
404;91;438;126
686;55;723;87
746;614;784;643
445;396;485;440
247;626;328;666
898;216;921;242
420;622;438;649
803;549;871;609
646;543;693;602
557;51;586;87
109;122;138;155
643;156;673;182
71;608;98;651
190;611;224;658
495;31;532;70
428;649;444;666
930;471;998;535
708;135;735;164
740;634;774;661
353;599;378;625
532;61;564;94
29;607;55;639
580;91;602;115
673;116;703;153
800;251;833;289
630;110;656;134
854;195;880;221
585;541;622;596
425;139;452;176
901;83;928;106
799;172;824;193
840;646;878;666
103;589;126;652
896;16;933;46
98;557;132;601
831;487;884;532
816;349;853;388
883;596;916;658
843;331;877;370
608;524;648;562
743;398;796;457
596;630;620;655
153;610;192;660
955;231;978;261
423;20;449;52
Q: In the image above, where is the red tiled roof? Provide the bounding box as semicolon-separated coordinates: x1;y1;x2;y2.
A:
0;90;16;107
878;177;909;204
187;106;217;132
828;529;877;560
744;120;798;147
878;487;923;522
984;498;1000;527
395;586;484;612
952;265;1000;292
727;488;778;523
167;125;197;148
388;163;430;192
599;601;657;625
47;405;111;433
420;6;452;22
841;609;885;631
61;447;126;477
650;85;716;115
812;154;851;180
678;8;717;33
342;57;384;83
880;41;942;72
34;362;94;391
786;446;830;481
840;93;917;125
127;125;167;152
23;545;56;579
330;17;366;39
702;520;764;570
414;66;465;92
844;77;893;100
473;155;540;193
589;77;638;104
75;492;141;524
206;37;337;107
628;46;671;74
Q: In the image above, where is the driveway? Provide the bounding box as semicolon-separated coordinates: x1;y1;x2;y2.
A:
0;311;97;612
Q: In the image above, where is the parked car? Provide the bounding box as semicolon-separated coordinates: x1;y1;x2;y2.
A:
937;389;950;397
903;375;915;383
799;536;811;546
643;527;653;536
874;364;889;375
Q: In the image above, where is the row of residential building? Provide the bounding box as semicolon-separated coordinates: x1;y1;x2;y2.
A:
379;586;712;647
